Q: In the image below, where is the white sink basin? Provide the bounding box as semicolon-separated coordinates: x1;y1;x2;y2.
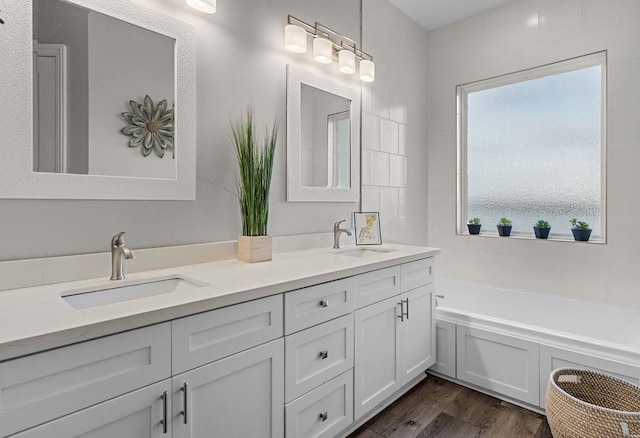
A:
332;247;396;257
62;276;206;309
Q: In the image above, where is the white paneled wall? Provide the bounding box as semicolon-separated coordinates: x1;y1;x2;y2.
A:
362;0;430;245
427;0;640;308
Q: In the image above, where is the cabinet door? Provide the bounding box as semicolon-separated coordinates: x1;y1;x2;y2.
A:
354;296;402;420
12;380;171;438
172;339;284;438
457;324;539;406
401;284;435;385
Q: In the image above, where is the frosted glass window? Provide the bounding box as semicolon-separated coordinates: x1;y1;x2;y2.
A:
458;53;605;239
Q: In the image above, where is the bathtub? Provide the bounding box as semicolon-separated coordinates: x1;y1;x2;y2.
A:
430;278;640;412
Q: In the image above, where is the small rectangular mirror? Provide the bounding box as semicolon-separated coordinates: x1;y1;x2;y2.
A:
287;65;360;202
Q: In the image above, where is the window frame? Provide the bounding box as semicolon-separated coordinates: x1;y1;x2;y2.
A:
456;51;607;242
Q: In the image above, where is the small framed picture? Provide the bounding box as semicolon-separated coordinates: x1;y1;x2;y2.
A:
354;212;382;245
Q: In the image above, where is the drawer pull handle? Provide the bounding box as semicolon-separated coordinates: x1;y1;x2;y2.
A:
181;382;189;424
397;301;404;321
319;350;329;359
320;299;329;308
161;391;168;434
319;411;328;422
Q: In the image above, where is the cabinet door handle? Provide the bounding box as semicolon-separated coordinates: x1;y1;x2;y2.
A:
319;411;328;422
404;298;410;320
319;350;328;359
161;391;168;434
397;301;404;321
181;382;188;424
320;299;329;308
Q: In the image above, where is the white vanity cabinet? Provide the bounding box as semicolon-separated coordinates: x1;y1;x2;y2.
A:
354;258;435;421
0;250;439;438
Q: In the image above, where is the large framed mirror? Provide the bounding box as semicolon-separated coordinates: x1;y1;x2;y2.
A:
0;0;195;199
286;65;360;202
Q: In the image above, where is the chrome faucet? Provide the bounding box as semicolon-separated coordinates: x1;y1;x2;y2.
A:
110;231;135;280
333;219;352;249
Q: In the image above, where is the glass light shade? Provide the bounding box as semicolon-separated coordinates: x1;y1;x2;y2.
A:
186;0;216;14
284;24;307;53
359;59;375;82
313;37;333;64
338;50;356;74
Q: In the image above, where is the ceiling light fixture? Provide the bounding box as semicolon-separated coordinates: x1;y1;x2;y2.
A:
284;15;375;82
186;0;216;14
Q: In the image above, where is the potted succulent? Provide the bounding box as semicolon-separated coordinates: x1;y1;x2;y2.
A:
533;220;551;239
467;217;482;235
232;106;278;263
496;217;512;237
569;218;592;242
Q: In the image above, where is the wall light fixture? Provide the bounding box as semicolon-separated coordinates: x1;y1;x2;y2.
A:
186;0;216;14
284;15;375;82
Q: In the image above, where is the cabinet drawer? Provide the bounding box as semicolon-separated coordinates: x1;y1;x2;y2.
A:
401;258;434;292
285;315;353;402
285;278;353;335
0;323;171;437
285;370;353;438
354;266;401;309
172;294;283;374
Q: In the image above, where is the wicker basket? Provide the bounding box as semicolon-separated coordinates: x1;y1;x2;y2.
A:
546;368;640;437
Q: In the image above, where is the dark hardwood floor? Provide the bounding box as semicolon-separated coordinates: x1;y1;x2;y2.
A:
348;376;553;438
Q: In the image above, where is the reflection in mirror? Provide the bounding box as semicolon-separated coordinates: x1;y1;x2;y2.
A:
300;84;351;189
32;0;176;179
286;64;360;203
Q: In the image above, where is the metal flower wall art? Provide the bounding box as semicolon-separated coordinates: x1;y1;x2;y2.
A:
121;95;174;158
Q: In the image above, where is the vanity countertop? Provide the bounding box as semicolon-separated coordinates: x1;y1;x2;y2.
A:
0;244;439;362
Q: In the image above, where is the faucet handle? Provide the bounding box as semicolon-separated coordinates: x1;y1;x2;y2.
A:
111;231;126;248
334;219;347;230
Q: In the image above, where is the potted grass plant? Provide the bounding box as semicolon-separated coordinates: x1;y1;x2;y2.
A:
232;107;278;263
467;217;482;235
533;220;551;239
570;218;592;242
497;217;512;237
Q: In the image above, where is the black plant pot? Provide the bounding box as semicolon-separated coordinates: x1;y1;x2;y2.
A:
572;228;592;242
533;227;550;239
497;225;512;237
467;224;481;235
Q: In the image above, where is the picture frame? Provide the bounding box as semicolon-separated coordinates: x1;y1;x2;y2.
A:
354;212;382;245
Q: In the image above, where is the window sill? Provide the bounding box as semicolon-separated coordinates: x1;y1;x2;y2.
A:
456;232;606;245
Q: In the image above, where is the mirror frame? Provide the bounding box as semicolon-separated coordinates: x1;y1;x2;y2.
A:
0;0;196;199
286;64;360;203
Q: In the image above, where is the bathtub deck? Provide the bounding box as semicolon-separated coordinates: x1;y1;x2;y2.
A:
348;375;552;438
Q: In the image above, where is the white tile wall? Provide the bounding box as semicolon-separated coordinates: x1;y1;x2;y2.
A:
362;0;430;244
427;0;640;309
